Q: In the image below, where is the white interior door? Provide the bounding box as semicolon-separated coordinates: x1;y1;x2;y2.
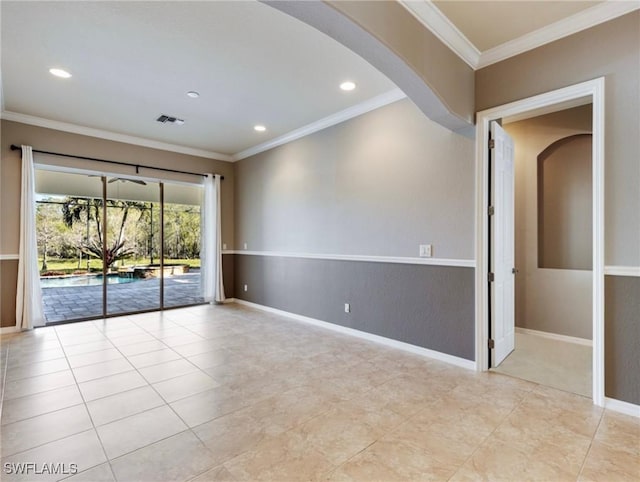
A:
490;121;515;367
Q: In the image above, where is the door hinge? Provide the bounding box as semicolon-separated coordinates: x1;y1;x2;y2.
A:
488;339;495;349
489;139;495;149
488;272;495;282
488;206;495;216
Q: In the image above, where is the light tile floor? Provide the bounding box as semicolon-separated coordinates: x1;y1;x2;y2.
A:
0;304;638;481
493;332;592;397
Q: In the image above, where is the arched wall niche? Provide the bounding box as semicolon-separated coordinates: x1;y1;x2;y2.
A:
538;133;593;270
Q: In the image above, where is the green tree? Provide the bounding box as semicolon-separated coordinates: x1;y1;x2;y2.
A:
36;201;66;271
61;197;146;269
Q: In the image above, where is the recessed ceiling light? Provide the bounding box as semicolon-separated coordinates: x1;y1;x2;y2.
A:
254;125;266;132
49;68;72;79
340;81;356;91
186;91;200;98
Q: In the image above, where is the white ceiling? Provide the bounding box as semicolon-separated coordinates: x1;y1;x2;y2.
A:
3;1;638;160
0;1;397;158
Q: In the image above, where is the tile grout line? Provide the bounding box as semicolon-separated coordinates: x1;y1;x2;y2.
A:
52;324;119;482
0;343;11;423
7;316;231;401
576;406;606;480
4;365;71;384
98;314;225;470
2;307;304;457
6;356;378;462
199;359;408;479
7;305;608;481
111;308;270;467
445;381;536;481
317;390;421;481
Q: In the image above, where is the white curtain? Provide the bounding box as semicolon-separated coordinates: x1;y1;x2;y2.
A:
16;145;45;329
201;174;225;303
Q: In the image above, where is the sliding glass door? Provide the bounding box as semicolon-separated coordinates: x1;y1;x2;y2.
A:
106;177;161;316
35;168;205;324
163;183;204;308
35;170;105;323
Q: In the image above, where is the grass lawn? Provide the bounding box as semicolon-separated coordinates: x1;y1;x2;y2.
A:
40;257;201;274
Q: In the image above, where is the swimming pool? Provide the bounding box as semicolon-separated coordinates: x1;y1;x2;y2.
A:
40;274;140;288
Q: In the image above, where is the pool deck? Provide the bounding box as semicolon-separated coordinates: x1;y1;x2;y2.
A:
42;271;204;323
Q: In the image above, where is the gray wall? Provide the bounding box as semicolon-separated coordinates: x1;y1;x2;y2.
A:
605;276;640;405
235;255;475;360
505;106;592;340
233;97;476;361
222;254;235;300
235;98;475;259
477;11;640;267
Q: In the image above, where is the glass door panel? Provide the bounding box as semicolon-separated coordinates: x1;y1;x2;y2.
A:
35;170;105;324
163;183;204;308
106;177;160;316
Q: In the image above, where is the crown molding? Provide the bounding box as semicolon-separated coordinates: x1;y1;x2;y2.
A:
233;88;407;161
399;0;640;71
398;1;480;69
2;91;407;164
0;111;234;162
478;1;640;69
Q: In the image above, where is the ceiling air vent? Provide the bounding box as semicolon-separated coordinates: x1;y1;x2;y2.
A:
156;114;185;125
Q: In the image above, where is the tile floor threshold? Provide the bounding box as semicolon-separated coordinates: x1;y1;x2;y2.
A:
0;303;638;482
493;331;592;398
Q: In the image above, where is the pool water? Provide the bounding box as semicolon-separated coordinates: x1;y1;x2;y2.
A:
40;275;140;288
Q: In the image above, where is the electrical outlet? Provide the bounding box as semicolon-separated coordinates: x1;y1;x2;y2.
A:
243;243;248;250
222;243;227;250
243;284;248;292
419;244;432;257
344;303;350;313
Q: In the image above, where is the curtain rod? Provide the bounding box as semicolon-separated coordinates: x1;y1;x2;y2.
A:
10;145;224;180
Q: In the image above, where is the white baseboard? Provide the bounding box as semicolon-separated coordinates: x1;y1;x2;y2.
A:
222;298;236;304
0;326;18;335
515;327;592;347
232;299;476;370
605;397;640;418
